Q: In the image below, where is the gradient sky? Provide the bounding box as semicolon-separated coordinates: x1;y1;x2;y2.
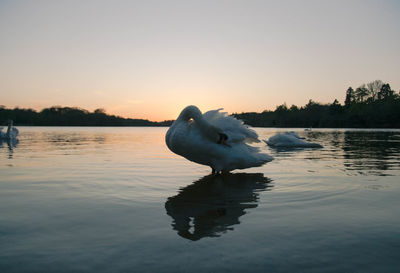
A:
0;0;399;121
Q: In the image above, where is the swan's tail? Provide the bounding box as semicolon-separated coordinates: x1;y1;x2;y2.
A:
259;152;274;163
242;145;274;169
254;152;274;166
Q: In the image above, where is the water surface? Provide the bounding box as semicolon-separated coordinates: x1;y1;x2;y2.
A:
1;127;400;272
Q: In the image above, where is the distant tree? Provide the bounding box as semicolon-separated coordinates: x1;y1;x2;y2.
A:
377;83;394;100
344;87;355;107
327;99;343;120
304;99;318;109
366;80;383;101
275;103;288;113
94;108;106;114
0;106;171;126
355;84;370;102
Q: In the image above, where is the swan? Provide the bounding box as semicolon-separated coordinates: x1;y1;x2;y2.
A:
0;120;19;140
264;132;322;148
165;105;273;174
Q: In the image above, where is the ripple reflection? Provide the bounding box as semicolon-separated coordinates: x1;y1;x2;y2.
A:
165;173;272;241
265;129;400;176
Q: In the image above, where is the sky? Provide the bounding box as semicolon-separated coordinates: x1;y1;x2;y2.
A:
0;0;399;121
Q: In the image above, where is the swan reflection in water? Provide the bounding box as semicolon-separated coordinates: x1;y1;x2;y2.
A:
165;173;272;241
0;138;18;159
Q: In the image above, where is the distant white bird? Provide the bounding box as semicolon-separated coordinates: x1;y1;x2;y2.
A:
264;132;322;148
166;105;273;174
0;120;19;140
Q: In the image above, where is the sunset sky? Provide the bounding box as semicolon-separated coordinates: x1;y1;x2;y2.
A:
0;0;399;121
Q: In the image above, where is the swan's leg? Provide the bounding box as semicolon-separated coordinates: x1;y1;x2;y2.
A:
212;169;227;176
212;168;223;176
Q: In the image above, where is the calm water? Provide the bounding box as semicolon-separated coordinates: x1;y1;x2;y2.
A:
1;127;400;272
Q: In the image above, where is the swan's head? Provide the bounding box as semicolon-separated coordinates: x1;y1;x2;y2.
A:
176;105;224;143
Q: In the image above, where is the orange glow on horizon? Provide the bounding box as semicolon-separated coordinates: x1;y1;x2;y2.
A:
3;100;280;123
0;1;399;121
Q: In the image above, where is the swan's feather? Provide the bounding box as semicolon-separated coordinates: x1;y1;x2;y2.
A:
203;108;259;143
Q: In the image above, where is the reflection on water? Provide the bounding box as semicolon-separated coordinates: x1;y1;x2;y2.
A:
0;138;18;159
165;173;272;241
45;132;107;146
342;131;400;175
264;129;400;176
2;128;400;176
1;127;400;272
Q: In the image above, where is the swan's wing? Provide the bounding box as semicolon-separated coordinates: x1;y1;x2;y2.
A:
203;109;259;143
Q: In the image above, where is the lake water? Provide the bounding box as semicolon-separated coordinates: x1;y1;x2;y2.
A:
1;127;400;272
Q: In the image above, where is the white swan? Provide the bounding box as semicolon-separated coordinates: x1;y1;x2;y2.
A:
166;105;273;173
264;132;322;148
0;120;19;140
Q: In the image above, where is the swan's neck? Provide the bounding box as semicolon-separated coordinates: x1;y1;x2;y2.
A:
178;105;221;142
6;121;12;137
178;105;202;122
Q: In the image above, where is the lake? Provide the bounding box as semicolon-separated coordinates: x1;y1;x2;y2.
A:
1;127;400;272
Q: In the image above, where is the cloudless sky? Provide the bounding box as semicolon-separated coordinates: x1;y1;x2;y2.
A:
0;0;399;121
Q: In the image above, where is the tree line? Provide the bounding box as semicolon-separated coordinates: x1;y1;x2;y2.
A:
0;106;173;126
233;80;400;128
1;80;399;128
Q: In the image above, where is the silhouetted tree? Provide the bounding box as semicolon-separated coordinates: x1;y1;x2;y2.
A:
233;80;399;128
345;87;355;107
0;106;172;126
355;84;370;102
378;83;394;100
275;103;288;113
366;80;383;101
329;99;342;114
94;108;106;114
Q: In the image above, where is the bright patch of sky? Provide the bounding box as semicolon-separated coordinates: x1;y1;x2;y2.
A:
0;0;399;120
